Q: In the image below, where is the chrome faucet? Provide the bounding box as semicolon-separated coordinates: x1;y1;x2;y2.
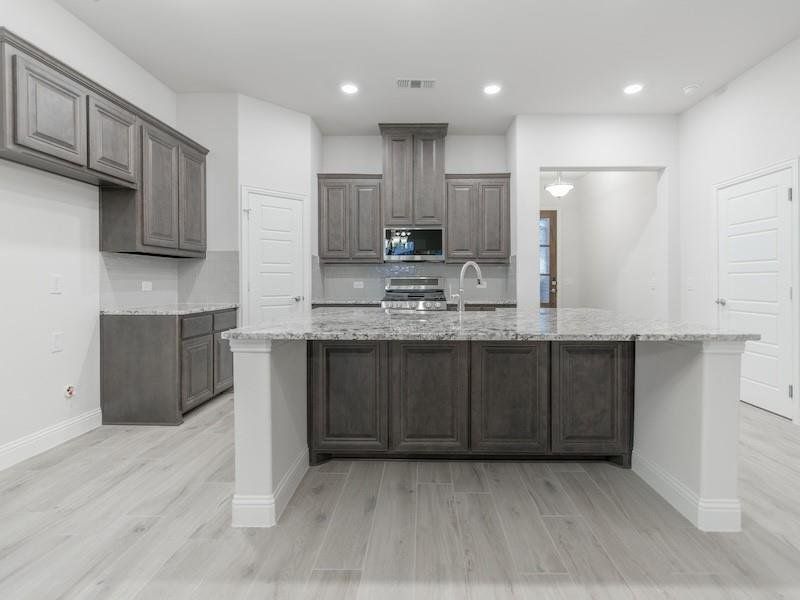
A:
453;261;483;313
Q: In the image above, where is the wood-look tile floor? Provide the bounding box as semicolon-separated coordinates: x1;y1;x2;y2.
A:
1;394;799;599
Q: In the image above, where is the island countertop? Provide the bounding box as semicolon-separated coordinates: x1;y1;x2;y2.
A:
221;307;759;342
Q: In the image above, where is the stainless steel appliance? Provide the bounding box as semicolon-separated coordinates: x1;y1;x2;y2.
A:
380;277;448;312
383;228;444;262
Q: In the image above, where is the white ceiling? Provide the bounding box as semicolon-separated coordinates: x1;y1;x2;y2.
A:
57;0;800;134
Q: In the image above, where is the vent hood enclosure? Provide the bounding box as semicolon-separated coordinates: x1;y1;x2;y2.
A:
379;123;447;227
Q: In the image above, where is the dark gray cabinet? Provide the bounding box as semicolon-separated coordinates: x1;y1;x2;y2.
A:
390;341;469;452
101;308;237;425
88;96;138;183
309;340;634;465
311;341;388;453
445;174;510;263
142;124;180;249
179;145;207;252
471;342;549;453
181;334;214;412
551;342;633;458
380;124;446;226
318;175;381;262
11;52;87;165
1;28;208;257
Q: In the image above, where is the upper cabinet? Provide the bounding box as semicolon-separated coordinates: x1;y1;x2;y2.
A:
445;174;510;263
318;175;382;263
0;28;208;258
380;124;446;226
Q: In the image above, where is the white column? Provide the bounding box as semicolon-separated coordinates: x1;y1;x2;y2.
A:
633;340;746;532
228;338;308;528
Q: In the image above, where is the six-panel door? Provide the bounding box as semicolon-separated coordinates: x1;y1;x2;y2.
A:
142;124;180;249
390;341;469;452
12;53;87;165
87;95;138;183
179;144;207;252
312;341;388;450
551;341;633;455
471;342;549;453
181;334;214;413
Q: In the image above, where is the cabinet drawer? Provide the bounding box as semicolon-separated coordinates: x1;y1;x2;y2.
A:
181;314;212;339
213;310;237;332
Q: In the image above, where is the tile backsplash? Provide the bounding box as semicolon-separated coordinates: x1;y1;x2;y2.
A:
313;256;517;303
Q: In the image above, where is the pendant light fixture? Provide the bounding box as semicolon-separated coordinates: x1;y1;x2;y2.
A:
545;172;574;198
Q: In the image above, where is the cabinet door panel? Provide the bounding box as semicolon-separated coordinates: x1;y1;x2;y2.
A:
13;54;87;165
446;180;477;260
471;342;549;453
142;125;180;248
413;133;445;225
476;180;509;260
383;133;414;225
350;180;381;261
88;96;138;182
213;332;234;394
181;334;214;412
319;180;350;259
179;145;207;252
313;341;388;450
551;342;633;455
390;341;469;452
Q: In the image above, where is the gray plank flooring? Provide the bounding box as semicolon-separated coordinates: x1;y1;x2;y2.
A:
1;395;799;599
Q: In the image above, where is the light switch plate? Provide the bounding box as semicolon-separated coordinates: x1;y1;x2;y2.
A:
51;331;64;353
141;281;153;292
49;273;62;295
476;281;488;289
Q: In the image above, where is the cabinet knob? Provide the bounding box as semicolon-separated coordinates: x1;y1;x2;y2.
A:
715;298;727;306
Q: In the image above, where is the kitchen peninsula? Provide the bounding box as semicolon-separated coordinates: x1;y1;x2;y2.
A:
223;307;757;532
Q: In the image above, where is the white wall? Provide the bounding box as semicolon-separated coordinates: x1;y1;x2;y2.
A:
542;172;663;318
0;0;179;467
507;115;680;314
679;37;800;326
320;134;507;173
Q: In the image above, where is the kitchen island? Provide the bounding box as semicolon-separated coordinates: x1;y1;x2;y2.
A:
222;307;757;532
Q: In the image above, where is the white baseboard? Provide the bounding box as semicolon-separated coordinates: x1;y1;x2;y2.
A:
231;448;308;528
632;450;741;532
0;408;102;472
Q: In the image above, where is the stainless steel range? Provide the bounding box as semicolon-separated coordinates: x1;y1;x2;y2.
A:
380;277;448;313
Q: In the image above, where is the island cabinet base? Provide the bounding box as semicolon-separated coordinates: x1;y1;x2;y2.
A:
308;340;634;466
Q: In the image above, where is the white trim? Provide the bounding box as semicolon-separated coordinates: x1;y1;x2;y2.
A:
274;447;309;519
632;450;741;532
239;185;309;327
0;408;102;472
228;338;273;354
231;447;308;528
713;159;799;424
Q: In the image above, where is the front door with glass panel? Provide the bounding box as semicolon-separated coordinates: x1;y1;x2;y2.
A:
539;211;557;307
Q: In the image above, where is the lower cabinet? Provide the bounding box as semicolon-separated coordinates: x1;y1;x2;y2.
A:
390;341;469;452
308;340;633;464
101;308;237;425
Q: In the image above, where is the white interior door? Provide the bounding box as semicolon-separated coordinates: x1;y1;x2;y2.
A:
717;168;794;418
244;188;305;325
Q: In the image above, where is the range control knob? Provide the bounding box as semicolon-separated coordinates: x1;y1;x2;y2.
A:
434;302;442;309
424;301;432;309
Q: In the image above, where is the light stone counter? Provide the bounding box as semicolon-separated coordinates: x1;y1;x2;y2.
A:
101;303;238;316
223;307;758;343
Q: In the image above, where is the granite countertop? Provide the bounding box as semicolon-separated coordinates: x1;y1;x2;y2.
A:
310;299;517;306
101;303;239;316
222;307;760;342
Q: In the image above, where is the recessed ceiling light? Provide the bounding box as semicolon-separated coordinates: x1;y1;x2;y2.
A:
623;83;644;95
340;83;358;95
483;84;502;95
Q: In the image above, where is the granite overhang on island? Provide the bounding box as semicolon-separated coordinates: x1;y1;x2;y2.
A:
222;307;758;532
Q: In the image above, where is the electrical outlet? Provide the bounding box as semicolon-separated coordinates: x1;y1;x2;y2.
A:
51;331;64;353
353;281;364;289
141;281;153;292
65;385;76;399
49;273;62;295
476;281;488;289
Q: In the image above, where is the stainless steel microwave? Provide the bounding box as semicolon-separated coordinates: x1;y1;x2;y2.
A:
383;228;444;262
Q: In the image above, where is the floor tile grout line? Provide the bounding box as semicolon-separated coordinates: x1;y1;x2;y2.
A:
355;461;386;575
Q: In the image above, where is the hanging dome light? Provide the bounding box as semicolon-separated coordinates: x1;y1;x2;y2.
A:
545;172;574;198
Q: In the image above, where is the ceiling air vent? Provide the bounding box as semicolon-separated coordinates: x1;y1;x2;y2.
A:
396;78;436;89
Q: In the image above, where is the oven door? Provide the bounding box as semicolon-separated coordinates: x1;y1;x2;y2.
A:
383;228;444;262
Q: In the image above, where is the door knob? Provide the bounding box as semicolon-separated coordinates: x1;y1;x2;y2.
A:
293;295;303;302
715;298;727;306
